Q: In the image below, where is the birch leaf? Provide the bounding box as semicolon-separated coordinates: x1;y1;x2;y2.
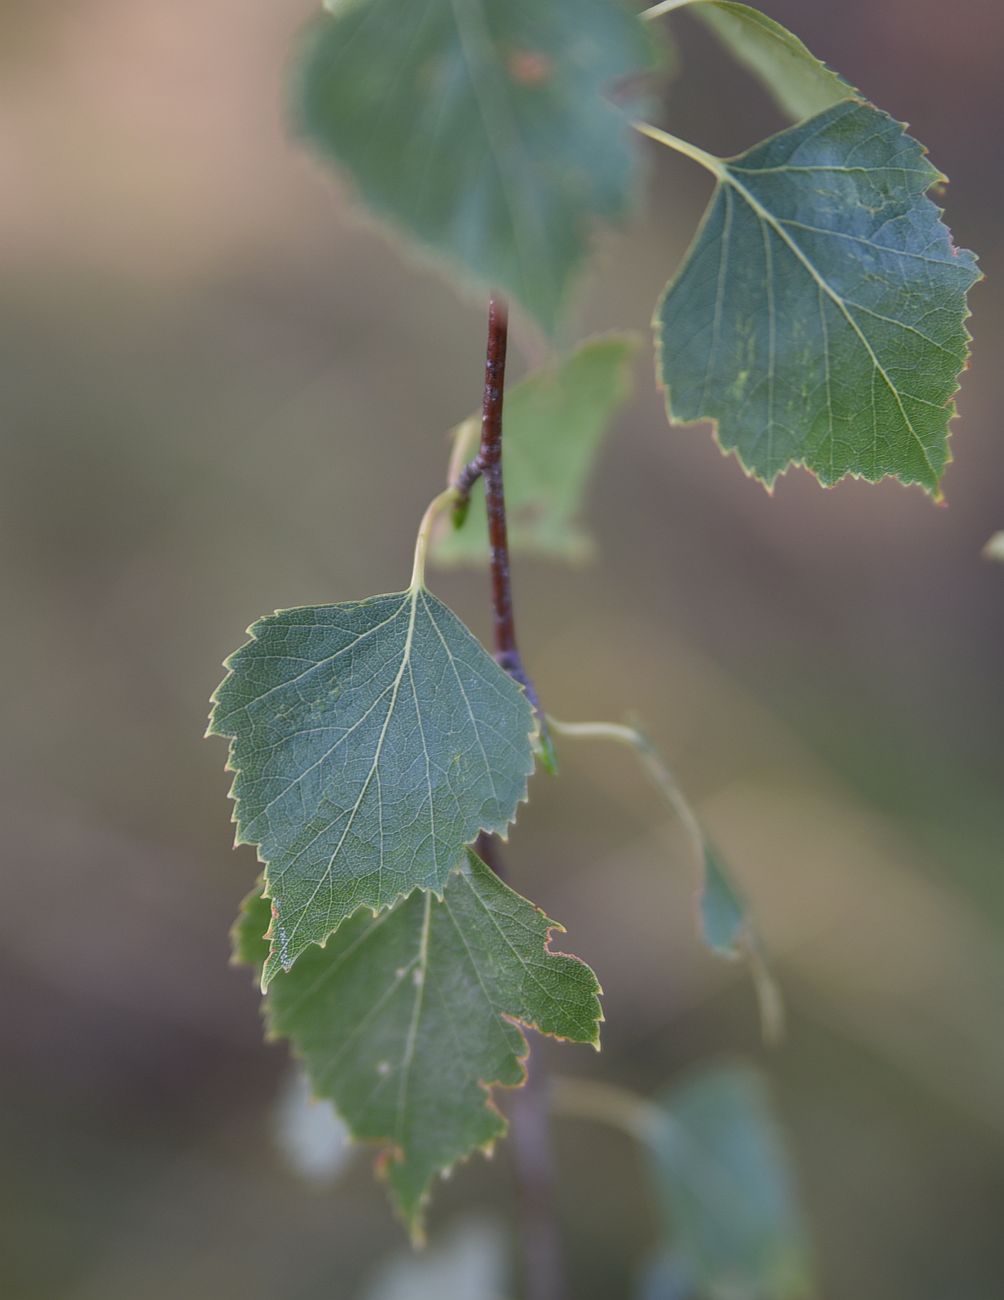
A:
234;853;602;1236
651;1064;814;1299
293;0;656;332
210;588;535;986
655;100;979;495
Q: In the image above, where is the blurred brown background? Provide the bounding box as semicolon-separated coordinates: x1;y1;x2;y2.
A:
2;2;1002;1297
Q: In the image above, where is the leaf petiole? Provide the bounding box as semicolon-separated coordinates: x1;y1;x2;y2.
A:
639;0;699;21
547;716;783;1042
633;120;724;178
411;486;460;589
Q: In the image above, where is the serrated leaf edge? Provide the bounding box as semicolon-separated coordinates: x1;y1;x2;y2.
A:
232;856;602;1241
651;98;981;499
208;586;539;986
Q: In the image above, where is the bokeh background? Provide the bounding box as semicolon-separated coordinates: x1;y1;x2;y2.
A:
2;1;1002;1296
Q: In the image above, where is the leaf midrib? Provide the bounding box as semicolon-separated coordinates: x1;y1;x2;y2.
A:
276;585;426;957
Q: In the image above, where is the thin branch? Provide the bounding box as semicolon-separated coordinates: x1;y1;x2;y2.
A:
453;297;551;753
468;297;564;1300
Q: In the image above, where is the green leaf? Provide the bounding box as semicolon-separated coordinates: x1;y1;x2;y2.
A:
293;0;657;332
210;588;535;987
234;852;602;1236
654;100;979;495
651;1064;814;1300
433;335;639;566
678;2;853;122
700;844;784;1043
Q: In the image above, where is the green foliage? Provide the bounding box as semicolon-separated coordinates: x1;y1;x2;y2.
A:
208;0;981;1249
434;335;639;566
654;101;979;494
684;1;853;121
292;0;656;333
650;1064;814;1299
234;852;601;1236
210;587;535;986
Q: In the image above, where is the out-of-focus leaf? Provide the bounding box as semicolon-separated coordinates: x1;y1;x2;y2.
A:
234;853;601;1236
434;336;639;566
293;0;657;332
637;1250;696;1300
357;1219;508;1300
655;100;979;495
650;1064;814;1300
210;588;535;986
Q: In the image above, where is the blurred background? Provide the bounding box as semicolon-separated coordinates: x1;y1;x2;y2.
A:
2;1;1002;1296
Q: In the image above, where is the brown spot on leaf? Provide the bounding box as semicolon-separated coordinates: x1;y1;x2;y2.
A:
507;49;551;86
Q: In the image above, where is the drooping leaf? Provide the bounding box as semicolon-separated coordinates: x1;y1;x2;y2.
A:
650;1064;814;1300
234;853;602;1236
292;0;657;333
675;2;853;121
433;335;639;566
654;100;980;495
699;842;783;1042
210;588;535;986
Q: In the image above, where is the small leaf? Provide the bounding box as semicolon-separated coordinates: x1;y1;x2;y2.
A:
433;336;639;566
655;100;980;495
650;1064;814;1300
210;588;535;986
292;1;657;332
685;2;853;121
234;853;602;1236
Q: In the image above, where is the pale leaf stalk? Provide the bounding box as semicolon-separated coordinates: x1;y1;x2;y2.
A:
547;717;784;1042
640;0;699;20
411;486;460;588
633;120;724;178
546;718;705;863
550;1076;666;1146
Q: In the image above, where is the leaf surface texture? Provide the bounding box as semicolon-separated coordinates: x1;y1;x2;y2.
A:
655;101;979;493
211;589;535;985
234;853;602;1232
